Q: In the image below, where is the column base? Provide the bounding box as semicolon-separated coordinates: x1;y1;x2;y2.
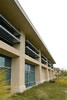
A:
11;85;26;94
35;81;41;85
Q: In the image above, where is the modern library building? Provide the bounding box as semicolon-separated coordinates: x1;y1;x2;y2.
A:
0;0;56;93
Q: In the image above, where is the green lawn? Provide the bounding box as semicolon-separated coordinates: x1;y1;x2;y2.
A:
9;77;67;100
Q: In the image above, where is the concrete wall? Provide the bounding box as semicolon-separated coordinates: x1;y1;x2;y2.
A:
0;32;55;93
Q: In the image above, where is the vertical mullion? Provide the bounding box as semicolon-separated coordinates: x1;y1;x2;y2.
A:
28;64;29;87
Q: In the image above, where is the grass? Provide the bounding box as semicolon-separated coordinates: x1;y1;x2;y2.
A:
9;77;67;100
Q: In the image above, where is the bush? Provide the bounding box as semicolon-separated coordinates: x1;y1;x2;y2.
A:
63;72;67;76
0;69;11;100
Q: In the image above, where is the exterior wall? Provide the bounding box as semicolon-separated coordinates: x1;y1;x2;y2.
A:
0;0;55;93
42;68;47;82
0;31;55;93
48;69;54;81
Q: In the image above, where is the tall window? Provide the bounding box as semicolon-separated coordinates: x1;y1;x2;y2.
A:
25;64;35;88
0;55;12;84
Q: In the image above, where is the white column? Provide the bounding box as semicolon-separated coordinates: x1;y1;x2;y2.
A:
11;32;25;93
35;50;42;84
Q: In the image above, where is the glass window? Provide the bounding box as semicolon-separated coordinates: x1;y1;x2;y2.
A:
29;72;33;82
25;64;35;88
0;56;5;67
25;64;28;71
25;71;28;83
5;57;11;67
0;55;12;84
31;66;35;71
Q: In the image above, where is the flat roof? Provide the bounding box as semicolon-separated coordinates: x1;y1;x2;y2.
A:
0;0;56;64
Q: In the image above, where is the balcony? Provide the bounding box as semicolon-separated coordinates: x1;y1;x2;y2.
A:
25;40;39;59
51;64;53;68
48;60;52;67
0;14;21;46
48;60;53;68
41;55;47;64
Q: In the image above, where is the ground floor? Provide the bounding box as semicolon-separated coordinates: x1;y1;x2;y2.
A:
0;53;55;93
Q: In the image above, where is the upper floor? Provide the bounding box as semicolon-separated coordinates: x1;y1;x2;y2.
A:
0;14;54;69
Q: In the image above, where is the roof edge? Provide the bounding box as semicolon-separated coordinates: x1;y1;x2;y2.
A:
14;0;56;64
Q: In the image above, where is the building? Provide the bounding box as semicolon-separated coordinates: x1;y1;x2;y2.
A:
54;68;62;77
0;0;56;93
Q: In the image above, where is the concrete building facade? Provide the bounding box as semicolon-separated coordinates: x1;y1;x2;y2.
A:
0;0;56;93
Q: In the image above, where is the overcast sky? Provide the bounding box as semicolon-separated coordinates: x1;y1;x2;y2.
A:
18;0;67;70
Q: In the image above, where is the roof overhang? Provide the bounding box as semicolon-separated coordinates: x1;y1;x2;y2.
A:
0;0;56;64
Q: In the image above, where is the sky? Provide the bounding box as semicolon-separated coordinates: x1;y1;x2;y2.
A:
18;0;67;70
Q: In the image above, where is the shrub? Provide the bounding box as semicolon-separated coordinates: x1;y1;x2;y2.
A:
0;69;11;100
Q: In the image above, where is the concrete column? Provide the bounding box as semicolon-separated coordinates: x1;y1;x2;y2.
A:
52;70;55;79
51;71;54;80
48;69;52;80
35;65;41;84
35;50;42;84
51;71;52;80
41;67;47;82
50;70;54;80
50;70;52;80
47;69;50;81
11;32;25;93
45;68;49;81
46;59;49;81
